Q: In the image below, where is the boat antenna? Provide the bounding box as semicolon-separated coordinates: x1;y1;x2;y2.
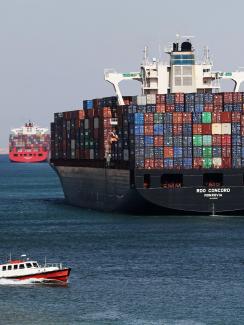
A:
9;252;11;261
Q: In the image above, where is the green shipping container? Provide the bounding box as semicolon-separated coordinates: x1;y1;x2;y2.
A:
203;146;212;158
154;113;163;123
202;112;212;124
202;135;212;146
203;158;212;168
193;135;203;146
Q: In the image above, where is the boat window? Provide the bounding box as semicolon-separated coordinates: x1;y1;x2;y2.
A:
26;263;32;268
7;265;12;270
33;263;38;267
19;264;25;269
2;266;6;271
13;265;18;270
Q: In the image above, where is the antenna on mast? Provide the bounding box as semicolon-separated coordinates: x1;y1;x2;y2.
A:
143;46;149;65
203;46;212;65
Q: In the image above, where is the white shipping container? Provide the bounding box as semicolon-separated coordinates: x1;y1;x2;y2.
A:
213;158;222;168
94;117;99;129
84;119;89;129
212;123;222;135
137;95;147;106
71;139;75;149
221;123;231;135
146;94;156;104
89;149;94;160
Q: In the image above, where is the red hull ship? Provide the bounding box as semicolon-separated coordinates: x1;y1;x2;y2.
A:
9;122;50;163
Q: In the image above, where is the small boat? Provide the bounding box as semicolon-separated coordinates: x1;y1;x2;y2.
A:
0;255;71;284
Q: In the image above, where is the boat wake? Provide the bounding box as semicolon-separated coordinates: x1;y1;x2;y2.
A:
0;278;67;286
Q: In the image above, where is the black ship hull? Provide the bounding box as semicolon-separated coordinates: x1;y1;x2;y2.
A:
52;161;244;214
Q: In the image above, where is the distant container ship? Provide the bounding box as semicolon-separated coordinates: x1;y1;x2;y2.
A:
9;122;50;163
51;37;244;214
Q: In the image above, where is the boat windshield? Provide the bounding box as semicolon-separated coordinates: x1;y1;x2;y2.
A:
33;262;38;267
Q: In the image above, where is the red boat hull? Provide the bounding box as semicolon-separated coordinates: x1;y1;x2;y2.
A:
9;149;49;163
4;268;71;283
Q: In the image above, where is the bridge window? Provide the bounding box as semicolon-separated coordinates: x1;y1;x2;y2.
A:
14;265;18;270
7;265;12;270
2;266;6;271
19;264;25;269
203;173;223;187
26;263;32;268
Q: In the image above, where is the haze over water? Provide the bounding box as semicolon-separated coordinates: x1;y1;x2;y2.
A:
0;155;244;324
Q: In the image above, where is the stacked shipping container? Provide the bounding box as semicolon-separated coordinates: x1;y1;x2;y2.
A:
51;92;244;170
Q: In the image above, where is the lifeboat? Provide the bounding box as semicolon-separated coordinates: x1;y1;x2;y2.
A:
0;256;71;284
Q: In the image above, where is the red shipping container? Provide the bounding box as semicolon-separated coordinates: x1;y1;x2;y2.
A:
154;159;164;168
144;125;154;135
202;124;212;134
166;104;175;112
212;112;221;123
94;128;99;139
241;128;244;136
173;112;183;124
213;105;223;112
223;92;233;103
241;115;244;126
212;135;222;146
144;113;154;124
222;157;231;168
156;104;166;113
222;135;231;146
175;93;184;103
193;158;203;169
173;124;183;135
232;112;241;122
145;159;155;169
233;92;243;103
156;94;165;104
213;94;223;105
164;147;174;158
154;136;164;146
103;118;110;128
182;113;192;123
193;124;202;134
222;146;231;157
204;104;214;112
221;112;231;123
99;107;112;118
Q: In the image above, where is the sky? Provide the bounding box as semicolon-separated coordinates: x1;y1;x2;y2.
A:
1;0;244;148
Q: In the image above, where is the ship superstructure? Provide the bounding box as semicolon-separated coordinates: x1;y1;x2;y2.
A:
105;36;244;104
9;122;50;163
50;37;244;214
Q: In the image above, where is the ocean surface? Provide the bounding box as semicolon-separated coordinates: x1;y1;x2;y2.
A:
1;155;244;324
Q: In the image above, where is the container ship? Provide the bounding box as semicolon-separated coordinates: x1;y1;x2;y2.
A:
9;122;50;163
50;37;244;214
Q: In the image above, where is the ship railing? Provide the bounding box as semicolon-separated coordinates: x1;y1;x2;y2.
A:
43;262;63;269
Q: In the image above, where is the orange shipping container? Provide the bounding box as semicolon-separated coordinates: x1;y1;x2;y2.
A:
154;136;164;146
144;125;154;135
193;124;202;134
173;112;183;124
164;147;174;158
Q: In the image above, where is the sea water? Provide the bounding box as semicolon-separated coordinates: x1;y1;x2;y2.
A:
0;155;244;324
